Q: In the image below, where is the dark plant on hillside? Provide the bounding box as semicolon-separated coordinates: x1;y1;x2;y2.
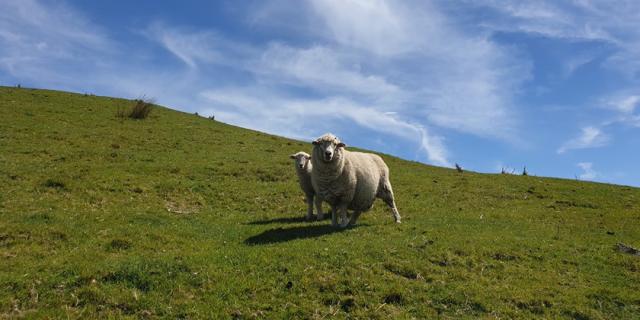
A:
522;166;528;176
129;97;154;119
455;163;463;173
117;97;155;120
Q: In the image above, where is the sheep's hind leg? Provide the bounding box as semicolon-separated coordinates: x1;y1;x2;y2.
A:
379;182;401;223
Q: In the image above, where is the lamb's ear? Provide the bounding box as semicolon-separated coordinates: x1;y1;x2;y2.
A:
312;140;319;145
289;154;296;159
337;142;346;148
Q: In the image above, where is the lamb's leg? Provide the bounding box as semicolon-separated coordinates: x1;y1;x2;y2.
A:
348;211;362;226
315;196;324;221
331;204;338;227
379;181;402;223
306;195;314;221
338;204;349;228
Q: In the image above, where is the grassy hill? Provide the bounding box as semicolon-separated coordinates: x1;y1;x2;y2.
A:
1;86;638;319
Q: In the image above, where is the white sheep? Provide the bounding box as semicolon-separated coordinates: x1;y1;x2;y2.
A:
290;151;325;221
310;133;401;227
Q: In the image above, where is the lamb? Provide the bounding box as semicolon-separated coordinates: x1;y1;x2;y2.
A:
290;151;325;221
310;133;401;227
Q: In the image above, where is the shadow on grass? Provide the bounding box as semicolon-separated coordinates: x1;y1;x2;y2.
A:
247;214;331;225
245;224;362;245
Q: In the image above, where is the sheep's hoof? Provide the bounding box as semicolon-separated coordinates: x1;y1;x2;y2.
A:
395;220;402;224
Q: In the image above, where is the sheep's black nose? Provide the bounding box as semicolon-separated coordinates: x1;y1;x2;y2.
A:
325;151;332;156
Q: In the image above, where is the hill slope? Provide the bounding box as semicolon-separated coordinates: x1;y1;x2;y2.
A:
0;87;639;319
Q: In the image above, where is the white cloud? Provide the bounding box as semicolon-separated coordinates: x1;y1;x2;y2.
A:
308;0;418;56
144;23;255;69
471;1;614;41
577;162;598;180
256;44;400;99
557;126;609;154
304;0;530;139
0;0;117;90
0;0;113;77
469;0;640;76
562;54;596;78
599;92;640;128
199;88;450;166
608;95;640;114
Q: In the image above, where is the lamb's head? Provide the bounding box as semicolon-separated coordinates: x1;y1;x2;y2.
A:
312;133;346;163
289;151;312;170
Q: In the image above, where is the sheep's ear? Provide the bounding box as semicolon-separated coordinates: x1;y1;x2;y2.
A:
308;156;312;160
337;142;346;148
312;140;319;145
289;154;296;159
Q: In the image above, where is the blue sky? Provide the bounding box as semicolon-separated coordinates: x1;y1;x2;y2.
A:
1;0;639;187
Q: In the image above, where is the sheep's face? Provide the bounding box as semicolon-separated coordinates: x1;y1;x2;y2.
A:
312;134;346;162
290;152;311;170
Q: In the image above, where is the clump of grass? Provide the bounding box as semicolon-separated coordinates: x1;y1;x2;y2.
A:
383;292;404;305
117;97;155;120
43;178;66;190
107;239;132;251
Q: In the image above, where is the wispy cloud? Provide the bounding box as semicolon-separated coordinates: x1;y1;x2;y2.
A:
557;126;609;154
0;0;114;84
606;94;640;114
562;54;597;78
201;88;449;165
600;92;640;128
143;23;254;69
577;162;598;181
470;1;609;40
174;0;535;164
256;44;401;99
257;0;531;139
199;88;450;166
469;0;640;76
308;0;418;56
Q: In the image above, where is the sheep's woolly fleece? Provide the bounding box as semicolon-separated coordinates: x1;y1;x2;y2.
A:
310;133;401;227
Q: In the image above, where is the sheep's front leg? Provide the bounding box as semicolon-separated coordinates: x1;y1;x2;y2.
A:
338;204;349;228
315;196;324;221
331;204;339;227
348;211;362;226
306;195;314;221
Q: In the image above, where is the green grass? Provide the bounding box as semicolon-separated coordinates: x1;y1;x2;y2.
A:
1;86;639;319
